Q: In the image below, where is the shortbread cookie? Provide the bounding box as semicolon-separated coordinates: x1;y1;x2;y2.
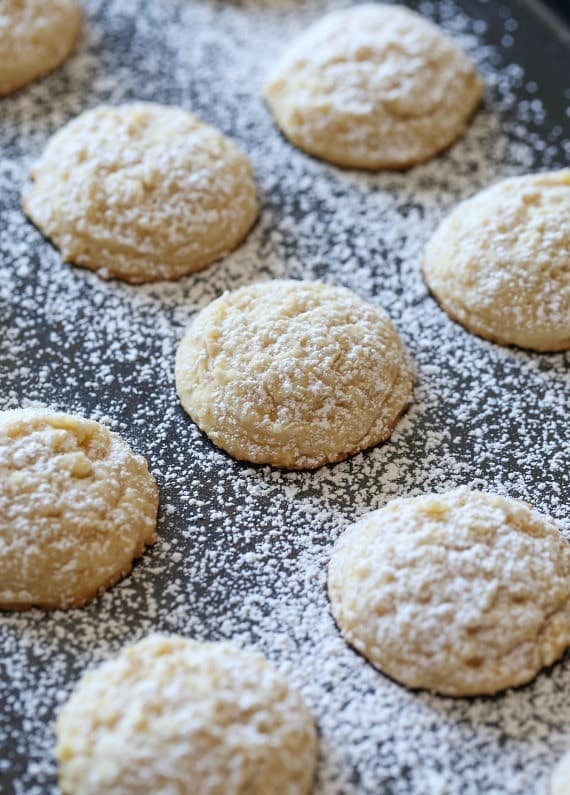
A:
23;103;259;283
328;488;570;696
0;408;158;610
264;4;483;169
423;170;570;351
175;280;413;469
56;634;317;795
0;0;81;96
551;752;570;795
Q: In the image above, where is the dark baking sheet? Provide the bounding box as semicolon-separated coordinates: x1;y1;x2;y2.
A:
0;1;569;793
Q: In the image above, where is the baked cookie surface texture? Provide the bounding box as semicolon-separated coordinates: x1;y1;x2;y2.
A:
328;487;570;696
0;408;158;610
0;0;81;96
264;3;483;169
424;170;570;351
56;634;318;795
23;103;259;282
175;280;413;469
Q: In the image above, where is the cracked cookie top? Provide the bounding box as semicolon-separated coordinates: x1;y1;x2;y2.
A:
328;487;570;696
263;3;483;169
175;280;413;469
423;170;570;352
0;408;158;609
56;635;317;795
23;103;259;283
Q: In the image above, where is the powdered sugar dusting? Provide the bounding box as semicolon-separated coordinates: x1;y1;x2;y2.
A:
0;0;568;793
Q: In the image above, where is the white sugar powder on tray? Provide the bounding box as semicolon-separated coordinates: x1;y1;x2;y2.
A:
0;1;568;794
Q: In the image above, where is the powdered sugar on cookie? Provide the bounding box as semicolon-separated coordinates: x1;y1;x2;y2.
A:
23;103;259;283
264;3;483;168
176;280;412;468
424;170;570;351
0;408;158;609
328;488;570;696
56;635;317;795
0;0;81;96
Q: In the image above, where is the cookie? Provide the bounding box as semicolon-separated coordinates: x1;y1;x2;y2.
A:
175;280;413;469
551;752;570;795
328;488;570;696
0;0;81;96
0;408;158;610
263;4;483;169
56;634;317;795
23;103;259;283
423;170;570;351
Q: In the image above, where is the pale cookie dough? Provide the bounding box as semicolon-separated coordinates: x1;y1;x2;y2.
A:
56;634;318;795
0;408;158;610
263;4;483;169
23;103;259;283
423;170;570;351
328;488;570;696
551;752;570;795
175;280;413;469
0;0;81;96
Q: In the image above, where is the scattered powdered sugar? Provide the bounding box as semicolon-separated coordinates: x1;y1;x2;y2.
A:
0;1;568;794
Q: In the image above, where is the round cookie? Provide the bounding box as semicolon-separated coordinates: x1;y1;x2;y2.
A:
551;752;570;795
263;4;483;169
56;634;318;795
328;488;570;696
0;408;158;610
0;0;81;96
175;280;413;469
23;103;259;283
423;170;570;352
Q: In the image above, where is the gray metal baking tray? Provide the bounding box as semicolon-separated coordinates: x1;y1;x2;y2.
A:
0;0;568;793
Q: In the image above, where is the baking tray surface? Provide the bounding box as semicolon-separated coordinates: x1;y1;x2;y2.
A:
0;1;569;793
